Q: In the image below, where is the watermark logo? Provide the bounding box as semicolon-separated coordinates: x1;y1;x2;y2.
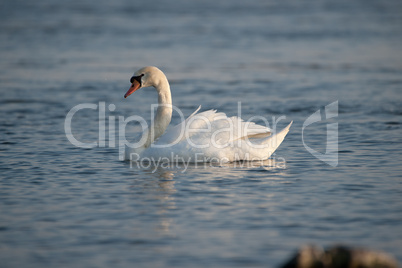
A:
64;101;287;161
64;100;339;170
302;101;338;167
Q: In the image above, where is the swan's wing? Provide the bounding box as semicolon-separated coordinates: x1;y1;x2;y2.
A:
156;107;272;146
232;131;272;141
190;113;272;146
142;121;292;162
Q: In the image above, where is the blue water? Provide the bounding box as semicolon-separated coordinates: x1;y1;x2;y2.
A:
1;0;402;267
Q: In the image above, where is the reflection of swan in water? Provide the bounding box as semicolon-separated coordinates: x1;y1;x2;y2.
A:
152;169;176;233
124;66;292;162
133;167;176;194
128;166;176;234
153;169;176;193
127;160;288;236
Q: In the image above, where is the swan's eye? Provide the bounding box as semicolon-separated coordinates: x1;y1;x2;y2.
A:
130;74;144;84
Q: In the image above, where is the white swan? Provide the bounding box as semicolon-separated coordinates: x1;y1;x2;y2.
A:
124;66;292;163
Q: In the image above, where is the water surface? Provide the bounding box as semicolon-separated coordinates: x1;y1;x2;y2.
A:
1;0;401;267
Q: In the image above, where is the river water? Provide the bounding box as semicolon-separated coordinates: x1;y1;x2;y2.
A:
1;0;401;267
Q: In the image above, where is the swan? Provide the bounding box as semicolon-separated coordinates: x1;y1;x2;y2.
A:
123;66;292;163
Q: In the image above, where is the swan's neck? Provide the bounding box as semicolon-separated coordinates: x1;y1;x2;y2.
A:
143;77;172;149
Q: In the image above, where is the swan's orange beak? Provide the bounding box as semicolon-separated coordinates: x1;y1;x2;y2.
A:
124;79;141;98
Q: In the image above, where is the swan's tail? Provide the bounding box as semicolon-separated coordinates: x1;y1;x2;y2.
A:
258;121;293;156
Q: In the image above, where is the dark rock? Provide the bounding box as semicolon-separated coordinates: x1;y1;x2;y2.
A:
280;245;399;268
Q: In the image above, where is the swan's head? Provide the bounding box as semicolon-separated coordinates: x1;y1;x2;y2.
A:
124;66;165;98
